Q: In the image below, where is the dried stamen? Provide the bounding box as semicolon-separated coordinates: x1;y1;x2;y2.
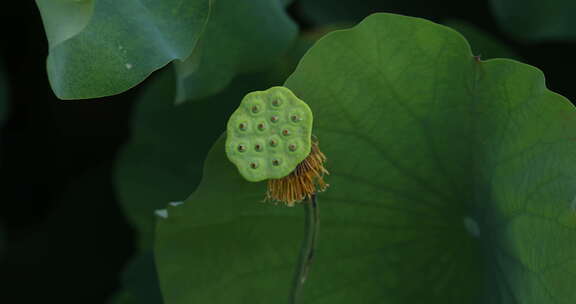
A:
266;139;329;206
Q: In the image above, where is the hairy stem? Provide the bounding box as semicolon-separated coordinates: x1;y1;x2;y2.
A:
290;194;320;304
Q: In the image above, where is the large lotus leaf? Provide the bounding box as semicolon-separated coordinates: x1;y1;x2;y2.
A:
174;0;297;103
35;0;209;99
115;67;282;249
156;13;576;304
491;0;576;41
443;20;519;60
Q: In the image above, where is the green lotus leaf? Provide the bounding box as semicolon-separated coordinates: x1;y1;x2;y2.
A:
156;13;576;304
491;0;576;41
173;0;297;103
35;0;209;99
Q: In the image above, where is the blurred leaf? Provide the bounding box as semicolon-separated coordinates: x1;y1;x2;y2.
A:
299;0;380;25
491;0;576;41
35;0;209;99
299;0;437;26
109;251;162;304
264;26;349;82
107;291;137;304
0;165;132;302
443;20;519;60
115;67;281;249
156;13;576;303
0;223;5;261
174;0;297;103
0;61;7;125
122;251;162;303
0;60;6;262
0;61;8;188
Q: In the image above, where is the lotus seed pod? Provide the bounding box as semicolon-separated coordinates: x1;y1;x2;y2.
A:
226;86;313;182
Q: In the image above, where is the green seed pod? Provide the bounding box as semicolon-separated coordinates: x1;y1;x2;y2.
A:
226;86;313;182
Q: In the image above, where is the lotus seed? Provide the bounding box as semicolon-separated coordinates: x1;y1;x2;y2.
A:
225;86;313;182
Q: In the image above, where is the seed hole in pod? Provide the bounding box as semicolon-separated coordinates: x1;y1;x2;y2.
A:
239;122;247;130
251;105;260;113
250;162;258;169
255;144;263;151
270;115;279;123
269;139;278;147
257;123;265;130
272;159;281;166
288;144;297;151
282;129;290;136
238;144;247;152
272;99;282;106
291;115;300;122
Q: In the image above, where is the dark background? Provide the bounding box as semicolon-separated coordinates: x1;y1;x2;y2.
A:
0;1;574;303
